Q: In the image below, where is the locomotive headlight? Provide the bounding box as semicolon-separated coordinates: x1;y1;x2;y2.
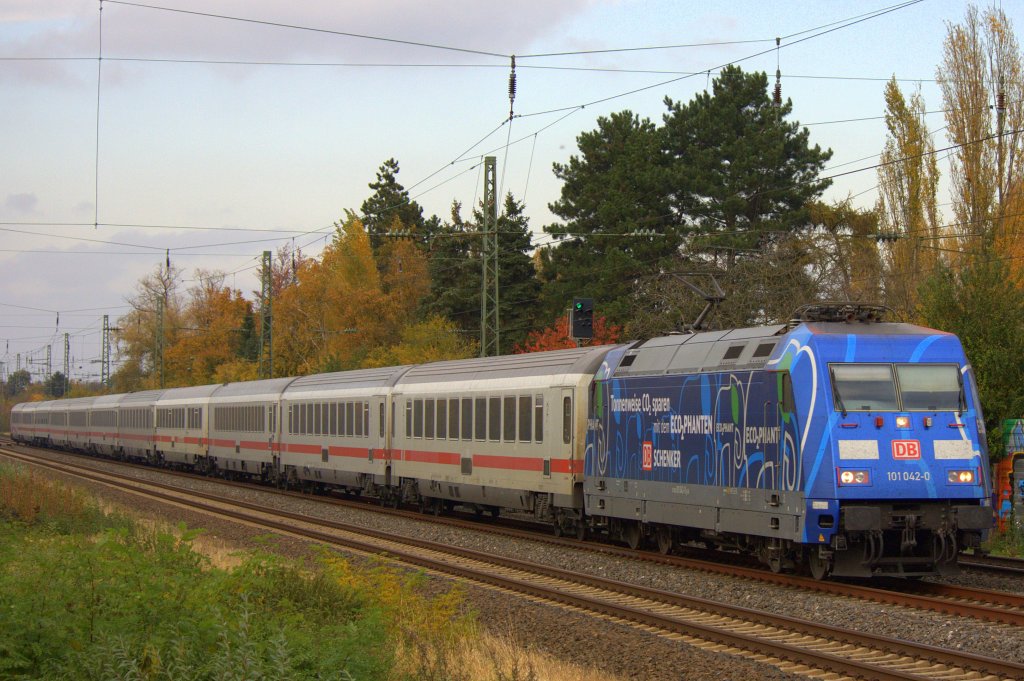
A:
895;416;910;429
838;469;870;485
947;469;975;484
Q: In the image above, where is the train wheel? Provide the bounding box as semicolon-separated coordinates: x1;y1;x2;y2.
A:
623;522;642;550
807;552;830;581
655;526;673;555
575;521;587;541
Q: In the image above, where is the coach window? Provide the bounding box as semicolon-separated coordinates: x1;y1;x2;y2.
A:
535;396;544;443
448;399;459;440
462;399;474;440
519;396;532;442
436;399;447;439
414;399;424;438
425;399;435;439
488;397;501;442
379;404;385;438
356;402;365;437
405;401;412;437
562;396;572;444
306;403;315;435
345;402;354;437
321;403;330;435
503;396;516;442
474;398;487;440
315;403;323;435
329;403;336;436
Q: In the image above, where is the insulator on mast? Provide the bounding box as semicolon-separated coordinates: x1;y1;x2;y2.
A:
773;37;782;107
508;55;517;121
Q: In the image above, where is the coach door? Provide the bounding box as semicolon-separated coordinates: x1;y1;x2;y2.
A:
558;389;574;479
375;398;388;464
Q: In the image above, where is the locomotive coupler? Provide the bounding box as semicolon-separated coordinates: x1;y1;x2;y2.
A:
900;522;917;554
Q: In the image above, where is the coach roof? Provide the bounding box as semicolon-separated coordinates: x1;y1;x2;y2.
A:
396;345;620;386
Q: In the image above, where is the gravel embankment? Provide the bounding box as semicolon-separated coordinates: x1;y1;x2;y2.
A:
8;447;1023;678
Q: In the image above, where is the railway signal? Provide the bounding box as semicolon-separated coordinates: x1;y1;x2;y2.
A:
570;298;594;340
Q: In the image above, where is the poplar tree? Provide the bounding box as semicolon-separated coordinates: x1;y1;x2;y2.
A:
876;79;941;321
936;4;1024;251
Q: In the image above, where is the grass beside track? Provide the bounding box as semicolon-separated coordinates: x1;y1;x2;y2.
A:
986;521;1024;557
0;462;619;681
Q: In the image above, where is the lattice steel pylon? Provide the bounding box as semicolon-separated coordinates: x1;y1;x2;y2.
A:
156;296;165;388
101;314;111;388
258;250;273;379
479;156;499;357
63;332;70;396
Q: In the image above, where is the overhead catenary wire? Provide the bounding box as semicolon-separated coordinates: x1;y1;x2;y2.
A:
103;0;510;59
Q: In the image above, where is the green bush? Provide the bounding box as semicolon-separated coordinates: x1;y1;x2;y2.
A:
0;465;394;681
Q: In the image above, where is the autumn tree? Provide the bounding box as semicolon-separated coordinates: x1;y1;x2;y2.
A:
273;216;383;374
876;79;941;321
514;313;621;353
937;4;1024;252
162;271;256;386
923;5;1024;458
364;316;476;366
111;263;185;391
803;201;882;304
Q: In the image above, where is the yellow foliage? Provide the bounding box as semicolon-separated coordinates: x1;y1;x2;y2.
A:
363;316;477;368
212;359;259;384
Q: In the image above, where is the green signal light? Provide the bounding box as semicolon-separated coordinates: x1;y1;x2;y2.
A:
575;302;583;310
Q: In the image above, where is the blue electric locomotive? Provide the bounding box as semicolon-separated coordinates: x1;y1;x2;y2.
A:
584;304;993;578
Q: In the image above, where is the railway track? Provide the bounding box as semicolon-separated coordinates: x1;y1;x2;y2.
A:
959;553;1024;575
2;445;1022;681
4;440;1024;630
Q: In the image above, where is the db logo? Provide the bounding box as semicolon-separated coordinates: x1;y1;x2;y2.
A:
892;440;921;460
642;441;653;471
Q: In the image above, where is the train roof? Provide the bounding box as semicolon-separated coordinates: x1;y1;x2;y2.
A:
118;389;166;405
211;376;297;400
91;393;128;407
284;366;412;398
396;345;620;389
58;396;98;410
801;321;952;336
614;325;788;377
156;384;222;403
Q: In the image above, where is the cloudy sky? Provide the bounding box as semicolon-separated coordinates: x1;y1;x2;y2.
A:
2;0;1019;383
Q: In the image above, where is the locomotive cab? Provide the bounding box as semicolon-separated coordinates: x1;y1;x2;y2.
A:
791;319;993;578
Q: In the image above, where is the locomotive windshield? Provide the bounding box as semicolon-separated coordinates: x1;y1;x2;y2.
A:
895;364;962;411
830;364;899;411
830;363;962;412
